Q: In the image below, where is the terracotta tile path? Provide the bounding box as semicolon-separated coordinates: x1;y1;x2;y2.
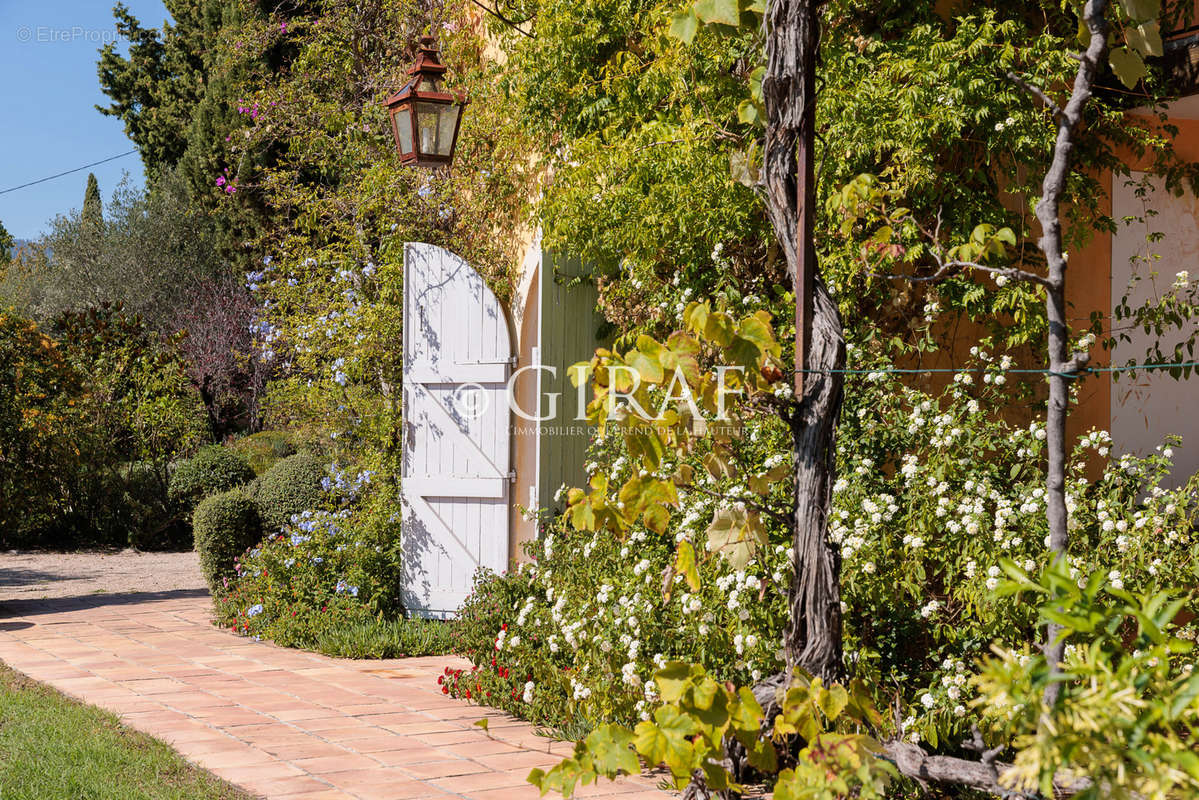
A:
0;590;669;800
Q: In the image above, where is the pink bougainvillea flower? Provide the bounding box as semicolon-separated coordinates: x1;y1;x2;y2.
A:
216;176;226;187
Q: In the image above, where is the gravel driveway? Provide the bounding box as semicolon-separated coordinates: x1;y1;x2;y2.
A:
0;549;206;602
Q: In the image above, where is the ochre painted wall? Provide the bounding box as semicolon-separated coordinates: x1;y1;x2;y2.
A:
508;235;542;565
1069;115;1199;448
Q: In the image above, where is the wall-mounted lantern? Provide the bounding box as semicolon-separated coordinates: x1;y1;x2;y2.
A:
384;36;467;168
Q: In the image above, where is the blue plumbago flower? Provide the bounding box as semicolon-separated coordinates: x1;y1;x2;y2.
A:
335;580;360;597
331;357;349;386
244;268;270;291
246;604;264;618
290;533;311;546
311;556;324;564
323;466;374;500
284;558;295;567
362;262;376;277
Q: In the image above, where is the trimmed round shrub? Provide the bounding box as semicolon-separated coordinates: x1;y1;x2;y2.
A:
228;431;297;476
168;446;255;513
253;453;326;532
193;489;262;593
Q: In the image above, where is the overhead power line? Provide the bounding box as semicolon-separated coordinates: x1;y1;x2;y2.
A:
0;150;139;196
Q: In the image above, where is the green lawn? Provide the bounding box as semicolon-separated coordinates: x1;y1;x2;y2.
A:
0;664;254;800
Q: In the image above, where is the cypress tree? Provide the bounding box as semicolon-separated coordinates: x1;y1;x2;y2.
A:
82;173;103;237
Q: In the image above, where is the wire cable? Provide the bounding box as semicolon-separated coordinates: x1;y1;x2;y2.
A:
794;361;1199;377
0;150;138;196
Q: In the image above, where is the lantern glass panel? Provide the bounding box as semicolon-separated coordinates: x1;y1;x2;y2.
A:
437;105;459;156
416;101;452;155
417;76;441;92
392;106;413;155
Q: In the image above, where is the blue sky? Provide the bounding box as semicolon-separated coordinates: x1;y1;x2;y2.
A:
0;0;170;240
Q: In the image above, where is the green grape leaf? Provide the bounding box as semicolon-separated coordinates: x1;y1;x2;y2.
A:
655;661;697;703
583;724;640;777
634;706;698;777
693;0;740;27
668;9;699;43
1125;21;1163;57
675;540;701;591
1109;46;1147;88
1120;0;1160;23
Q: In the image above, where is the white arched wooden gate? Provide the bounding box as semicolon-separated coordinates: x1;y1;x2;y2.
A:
401;243;513;617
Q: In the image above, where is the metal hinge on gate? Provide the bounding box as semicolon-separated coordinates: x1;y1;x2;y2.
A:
508;470;517;483
457;356;519;368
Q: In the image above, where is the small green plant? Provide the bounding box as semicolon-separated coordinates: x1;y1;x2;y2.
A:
168;447;255;513
312;617;453;658
193;489;262;593
252;453;326;532
974;561;1199;799
529;661;894;799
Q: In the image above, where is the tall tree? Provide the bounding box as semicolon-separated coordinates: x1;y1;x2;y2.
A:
82;173;103;237
75;174;107;306
99;0;299;264
97;1;207;174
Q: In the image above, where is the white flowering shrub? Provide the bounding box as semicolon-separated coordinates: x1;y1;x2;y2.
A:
450;326;1199;754
446;514;793;724
835;346;1198;748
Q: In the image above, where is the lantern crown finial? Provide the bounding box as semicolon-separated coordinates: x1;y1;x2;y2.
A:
408;35;448;77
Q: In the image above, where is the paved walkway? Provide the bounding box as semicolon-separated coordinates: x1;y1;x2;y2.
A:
0;590;667;800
